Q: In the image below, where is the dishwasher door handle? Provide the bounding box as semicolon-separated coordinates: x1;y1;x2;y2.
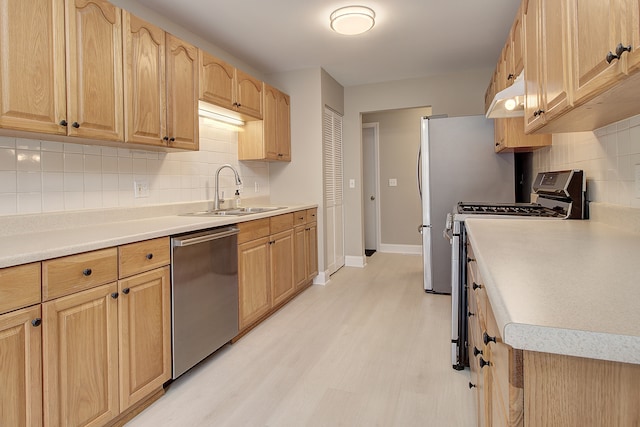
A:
173;227;239;247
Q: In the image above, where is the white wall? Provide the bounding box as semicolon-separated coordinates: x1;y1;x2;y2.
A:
0;121;270;215
343;68;493;260
533;115;640;208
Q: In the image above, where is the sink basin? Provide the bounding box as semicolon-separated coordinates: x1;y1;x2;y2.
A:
180;207;286;217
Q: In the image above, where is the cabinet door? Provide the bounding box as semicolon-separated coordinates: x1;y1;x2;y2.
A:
123;12;166;147
568;0;626;104
0;0;66;135
0;305;43;427
199;51;235;110
263;84;279;160
238;237;271;330
625;0;640;72
270;229;295;307
166;33;199;150
511;4;524;77
276;90;291;161
523;0;545;132
306;222;318;280
66;0;124;141
43;282;119;427
540;0;571;122
293;225;307;289
235;69;263;119
494;118;506;152
118;266;171;410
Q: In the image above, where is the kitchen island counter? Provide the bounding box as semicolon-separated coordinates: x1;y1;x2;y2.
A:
465;217;640;364
0;203;316;268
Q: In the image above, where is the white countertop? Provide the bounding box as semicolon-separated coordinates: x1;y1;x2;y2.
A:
0;204;316;269
465;217;640;364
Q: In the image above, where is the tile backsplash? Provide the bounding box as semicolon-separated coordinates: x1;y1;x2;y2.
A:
0;119;270;216
533;114;640;208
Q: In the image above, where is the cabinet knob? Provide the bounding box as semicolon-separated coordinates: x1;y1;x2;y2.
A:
71;122;80;128
169;137;175;142
472;282;482;290
467;257;475;263
483;331;497;345
237;103;241;108
32;318;42;327
468;382;477;389
479;357;491;369
278;153;284;157
495;142;500;147
533;109;545;117
163;136;169;141
122;288;130;294
83;268;92;277
468;311;475;317
111;292;119;299
473;346;483;357
615;43;632;57
606;51;619;64
507;73;514;80
146;253;154;260
59;120;68;127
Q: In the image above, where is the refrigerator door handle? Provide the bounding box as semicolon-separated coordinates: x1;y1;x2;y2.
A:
416;145;422;198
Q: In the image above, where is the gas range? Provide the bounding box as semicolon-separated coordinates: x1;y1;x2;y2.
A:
449;170;585;370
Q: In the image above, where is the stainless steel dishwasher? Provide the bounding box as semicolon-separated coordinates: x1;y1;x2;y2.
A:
171;226;239;379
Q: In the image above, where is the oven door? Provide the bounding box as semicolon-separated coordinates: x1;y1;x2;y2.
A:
451;218;468;370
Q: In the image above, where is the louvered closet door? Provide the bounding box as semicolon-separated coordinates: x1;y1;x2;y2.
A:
323;107;345;276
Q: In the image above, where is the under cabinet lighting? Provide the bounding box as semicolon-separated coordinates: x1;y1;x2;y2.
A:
198;109;245;126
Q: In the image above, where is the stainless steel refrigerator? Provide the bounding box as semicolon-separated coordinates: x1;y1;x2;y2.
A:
418;115;514;293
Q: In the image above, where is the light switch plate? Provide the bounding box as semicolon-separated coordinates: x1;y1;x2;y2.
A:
349;179;355;188
134;180;149;198
389;178;397;187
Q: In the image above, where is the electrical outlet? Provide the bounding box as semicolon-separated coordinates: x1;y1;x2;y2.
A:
134;180;149;198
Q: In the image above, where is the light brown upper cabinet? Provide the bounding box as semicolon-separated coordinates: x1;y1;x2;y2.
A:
66;0;124;141
0;0;123;140
123;12;167;147
124;13;198;150
199;51;263;120
239;84;291;161
0;0;66;135
524;0;572;133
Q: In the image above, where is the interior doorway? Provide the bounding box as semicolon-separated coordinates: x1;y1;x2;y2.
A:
362;123;379;256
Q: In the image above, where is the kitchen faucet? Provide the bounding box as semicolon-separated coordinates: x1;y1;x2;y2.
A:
214;164;242;210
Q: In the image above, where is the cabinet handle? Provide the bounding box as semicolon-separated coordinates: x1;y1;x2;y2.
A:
472;282;482;290
71;122;80;128
533;109;545;117
467;257;475;263
278;153;284;157
473;346;483;357
468;382;476;389
146;253;154;260
59;120;68;127
169;137;175;142
163;136;169;141
32;318;42;327
237;103;241;108
483;331;497;345
122;288;130;294
479;357;491;368
83;268;92;277
495;142;500;147
111;292;119;299
468;311;475;317
507;73;514;80
269;240;275;245
606;51;619;64
616;43;632;57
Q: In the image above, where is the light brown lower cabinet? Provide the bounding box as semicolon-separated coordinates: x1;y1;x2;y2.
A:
467;241;640;427
238;235;271;330
0;304;43;427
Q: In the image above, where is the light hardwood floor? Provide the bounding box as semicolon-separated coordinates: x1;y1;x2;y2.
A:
127;253;475;426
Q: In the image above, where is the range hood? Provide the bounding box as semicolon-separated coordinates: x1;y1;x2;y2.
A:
485;72;525;119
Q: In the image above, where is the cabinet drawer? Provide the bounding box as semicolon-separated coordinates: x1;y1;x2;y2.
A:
42;248;118;300
293;210;306;226
306;208;317;223
238;218;270;244
270;213;293;234
119;237;170;279
0;263;41;314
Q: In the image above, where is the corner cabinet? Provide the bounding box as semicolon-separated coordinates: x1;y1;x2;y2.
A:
494;117;550;152
239;84;291;162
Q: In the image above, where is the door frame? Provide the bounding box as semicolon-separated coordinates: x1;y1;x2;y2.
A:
362;122;381;252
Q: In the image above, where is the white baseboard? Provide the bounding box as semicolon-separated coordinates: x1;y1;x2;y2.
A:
313;271;330;285
345;255;366;268
379;244;422;255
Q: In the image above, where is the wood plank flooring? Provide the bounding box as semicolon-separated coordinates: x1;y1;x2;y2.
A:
126;253;475;426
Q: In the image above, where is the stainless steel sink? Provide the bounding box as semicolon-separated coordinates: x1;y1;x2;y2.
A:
180;207;286;217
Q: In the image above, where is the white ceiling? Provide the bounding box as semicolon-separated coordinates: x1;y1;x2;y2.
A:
134;0;521;87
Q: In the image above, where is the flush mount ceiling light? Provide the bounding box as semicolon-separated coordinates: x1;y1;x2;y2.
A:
330;6;375;35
